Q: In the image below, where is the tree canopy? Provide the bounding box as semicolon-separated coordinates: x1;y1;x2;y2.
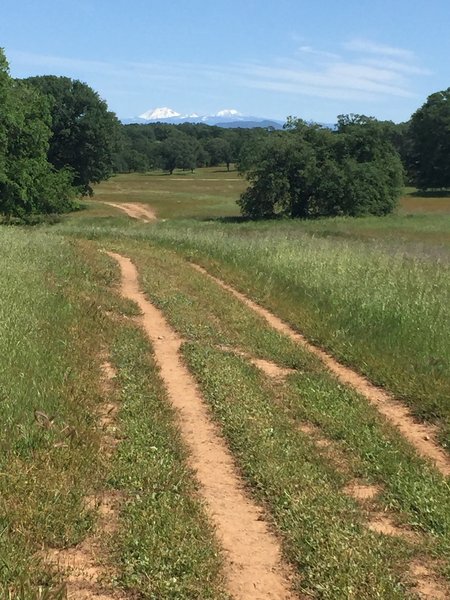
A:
409;88;450;190
0;49;75;219
111;122;249;174
238;117;404;219
25;75;120;195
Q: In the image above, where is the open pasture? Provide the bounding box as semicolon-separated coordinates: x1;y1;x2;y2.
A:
91;167;245;220
2;168;450;598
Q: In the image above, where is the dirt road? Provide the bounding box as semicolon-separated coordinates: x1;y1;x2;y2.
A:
102;202;156;222
107;252;296;600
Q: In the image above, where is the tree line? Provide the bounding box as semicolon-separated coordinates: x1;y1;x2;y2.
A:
1;44;450;220
113;95;450;218
113;122;253;174
0;48;119;220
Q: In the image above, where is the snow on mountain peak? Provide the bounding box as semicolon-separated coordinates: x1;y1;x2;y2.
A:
216;109;242;117
139;107;181;120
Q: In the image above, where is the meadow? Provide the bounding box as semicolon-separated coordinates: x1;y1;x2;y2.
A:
64;170;450;441
1;167;450;598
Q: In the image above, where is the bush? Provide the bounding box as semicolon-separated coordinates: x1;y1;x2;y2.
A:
238;117;404;219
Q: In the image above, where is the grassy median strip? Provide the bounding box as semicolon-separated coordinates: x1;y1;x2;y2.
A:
183;343;412;599
282;373;450;548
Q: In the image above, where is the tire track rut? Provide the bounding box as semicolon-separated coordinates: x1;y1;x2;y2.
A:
191;263;450;478
107;252;296;600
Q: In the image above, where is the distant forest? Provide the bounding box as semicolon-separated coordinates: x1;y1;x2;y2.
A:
1;45;450;220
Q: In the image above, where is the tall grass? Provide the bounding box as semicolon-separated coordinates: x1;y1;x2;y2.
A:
108;241;450;597
67;219;450;441
0;231;110;593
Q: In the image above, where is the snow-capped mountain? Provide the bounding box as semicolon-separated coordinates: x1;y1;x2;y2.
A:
139;107;181;120
122;107;283;129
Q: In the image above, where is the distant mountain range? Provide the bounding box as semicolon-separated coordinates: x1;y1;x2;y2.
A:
121;107;285;129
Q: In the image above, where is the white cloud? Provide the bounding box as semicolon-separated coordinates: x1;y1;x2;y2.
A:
8;36;429;113
297;45;340;61
344;38;416;61
233;37;429;102
231;60;414;100
359;57;432;76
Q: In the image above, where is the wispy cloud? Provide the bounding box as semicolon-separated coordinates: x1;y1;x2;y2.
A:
357;57;432;76
9;50;182;85
297;46;341;61
8;37;430;114
344;38;416;61
228;60;415;101
223;35;428;102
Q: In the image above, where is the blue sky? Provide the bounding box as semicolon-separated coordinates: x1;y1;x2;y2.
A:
2;0;449;123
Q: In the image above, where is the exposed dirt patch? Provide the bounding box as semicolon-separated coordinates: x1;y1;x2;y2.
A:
45;491;123;600
102;202;157;222
107;252;296;600
99;360;121;454
367;514;419;542
217;344;295;380
343;481;380;501
250;357;294;379
297;422;352;474
409;560;450;599
43;360;124;599
192;264;450;478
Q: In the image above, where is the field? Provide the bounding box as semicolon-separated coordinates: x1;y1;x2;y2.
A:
1;168;450;599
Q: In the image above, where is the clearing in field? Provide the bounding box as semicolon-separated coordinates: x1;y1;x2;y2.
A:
2;168;450;599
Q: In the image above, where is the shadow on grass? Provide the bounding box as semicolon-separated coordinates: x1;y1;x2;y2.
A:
410;189;450;198
203;214;287;224
205;215;251;224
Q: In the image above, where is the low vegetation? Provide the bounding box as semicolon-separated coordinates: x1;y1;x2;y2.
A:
62;199;450;447
2;32;450;594
0;232;107;594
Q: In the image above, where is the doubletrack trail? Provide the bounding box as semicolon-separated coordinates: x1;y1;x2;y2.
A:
101;202;449;477
107;251;296;600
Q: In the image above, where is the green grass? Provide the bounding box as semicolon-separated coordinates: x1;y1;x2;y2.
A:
0;232;110;595
108;321;228;599
102;240;450;597
91;168;245;219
